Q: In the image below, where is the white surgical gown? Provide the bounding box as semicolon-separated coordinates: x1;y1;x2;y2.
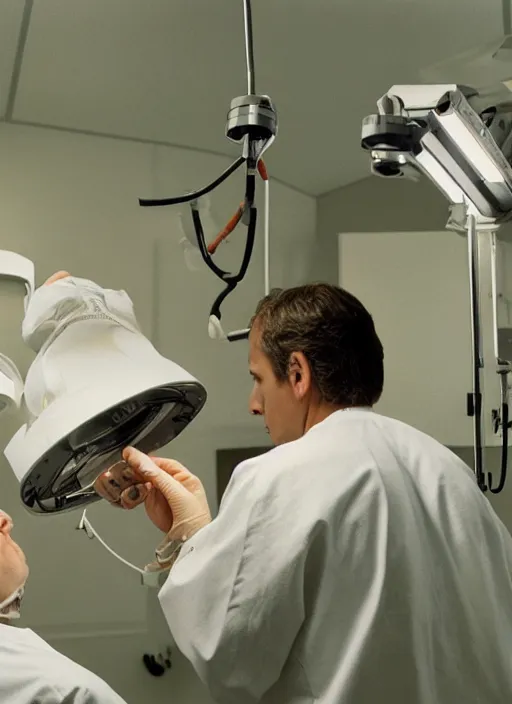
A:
159;409;512;703
0;624;127;703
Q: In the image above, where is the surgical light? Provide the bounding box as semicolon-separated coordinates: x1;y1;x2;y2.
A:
4;276;207;514
435;109;505;184
414;149;467;206
361;85;512;221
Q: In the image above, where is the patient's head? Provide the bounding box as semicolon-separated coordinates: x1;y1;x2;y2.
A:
0;511;29;618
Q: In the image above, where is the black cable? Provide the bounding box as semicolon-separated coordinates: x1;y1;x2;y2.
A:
185;170;257;326
210;280;238;320
139;157;245;207
234;200;256;280
489;374;509;494
191;207;231;280
467;216;487;492
210;206;257;319
190;171;256;284
474;390;486;492
243;0;255;95
245;171;256;207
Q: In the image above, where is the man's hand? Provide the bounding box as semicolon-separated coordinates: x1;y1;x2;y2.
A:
94;449;212;539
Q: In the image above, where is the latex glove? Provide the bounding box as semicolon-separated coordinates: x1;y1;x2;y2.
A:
93;460;153;514
123;447;212;541
94;449;212;539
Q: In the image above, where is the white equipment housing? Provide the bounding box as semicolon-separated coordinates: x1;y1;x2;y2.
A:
3;277;207;514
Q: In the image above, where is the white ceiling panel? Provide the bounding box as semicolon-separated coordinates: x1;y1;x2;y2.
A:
8;0;508;194
0;1;26;118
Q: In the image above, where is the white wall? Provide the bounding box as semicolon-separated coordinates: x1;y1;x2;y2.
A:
0;122;316;701
339;230;474;446
339;229;512;447
317;176;456;280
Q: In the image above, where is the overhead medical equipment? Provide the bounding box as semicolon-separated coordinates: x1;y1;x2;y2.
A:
4;276;207;514
361;82;512;493
139;0;277;342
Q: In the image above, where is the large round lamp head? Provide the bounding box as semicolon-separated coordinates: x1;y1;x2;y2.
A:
4;277;207;514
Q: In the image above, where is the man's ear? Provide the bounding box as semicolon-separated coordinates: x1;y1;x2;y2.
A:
287;352;312;400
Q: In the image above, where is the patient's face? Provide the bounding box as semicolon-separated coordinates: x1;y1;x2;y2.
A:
0;511;29;603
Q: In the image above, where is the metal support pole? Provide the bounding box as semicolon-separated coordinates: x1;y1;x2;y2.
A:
489;230;510;494
467;212;487;491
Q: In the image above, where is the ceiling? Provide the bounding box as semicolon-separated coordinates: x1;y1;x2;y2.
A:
0;0;506;195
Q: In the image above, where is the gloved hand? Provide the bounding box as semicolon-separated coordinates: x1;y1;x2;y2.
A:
94;448;212;540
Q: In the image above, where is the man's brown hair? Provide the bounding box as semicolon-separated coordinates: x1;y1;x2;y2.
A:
251;283;384;407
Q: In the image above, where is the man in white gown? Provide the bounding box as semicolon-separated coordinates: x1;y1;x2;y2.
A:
98;282;512;704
